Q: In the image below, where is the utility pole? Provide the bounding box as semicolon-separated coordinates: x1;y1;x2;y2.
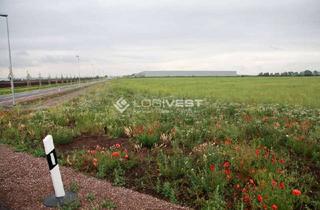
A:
26;70;31;87
39;73;42;87
0;14;15;105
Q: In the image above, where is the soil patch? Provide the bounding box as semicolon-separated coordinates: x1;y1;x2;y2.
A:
56;136;132;154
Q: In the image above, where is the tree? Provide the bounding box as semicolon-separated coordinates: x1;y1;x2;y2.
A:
304;70;313;76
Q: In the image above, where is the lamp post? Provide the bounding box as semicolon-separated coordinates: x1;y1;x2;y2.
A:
75;55;80;85
0;14;15;105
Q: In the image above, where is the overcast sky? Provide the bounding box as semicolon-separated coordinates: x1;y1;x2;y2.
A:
0;0;320;78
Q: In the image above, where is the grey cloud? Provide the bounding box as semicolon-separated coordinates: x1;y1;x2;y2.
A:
40;55;79;64
0;0;319;77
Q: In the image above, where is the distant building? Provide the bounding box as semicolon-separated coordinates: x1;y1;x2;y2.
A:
134;71;237;77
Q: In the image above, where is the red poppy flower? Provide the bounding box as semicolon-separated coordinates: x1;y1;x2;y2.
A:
271;179;277;187
279;182;285;189
279;159;285;164
210;164;215;172
112;151;120;157
224;168;231;175
115;143;121;148
257;194;263;203
255;149;260;157
292;189;301;196
271;204;278;210
223;161;231;168
124;154;129;159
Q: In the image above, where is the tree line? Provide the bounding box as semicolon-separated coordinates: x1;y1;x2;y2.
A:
258;70;319;77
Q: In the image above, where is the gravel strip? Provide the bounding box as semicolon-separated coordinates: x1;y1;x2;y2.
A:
0;145;190;210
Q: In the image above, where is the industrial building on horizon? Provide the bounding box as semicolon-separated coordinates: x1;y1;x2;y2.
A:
133;71;238;77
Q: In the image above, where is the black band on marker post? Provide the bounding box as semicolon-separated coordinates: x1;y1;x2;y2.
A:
46;149;58;170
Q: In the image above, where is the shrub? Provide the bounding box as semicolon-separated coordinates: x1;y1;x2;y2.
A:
161;181;177;203
203;185;226;210
96;155;118;178
53;127;74;145
137;133;159;148
113;166;125;186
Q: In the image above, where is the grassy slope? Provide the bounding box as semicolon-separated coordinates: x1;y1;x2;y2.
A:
112;77;320;107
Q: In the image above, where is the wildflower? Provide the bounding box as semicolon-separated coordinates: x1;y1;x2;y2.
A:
235;184;240;189
292;189;301;196
279;182;285;189
124;154;129;159
274;122;280;128
271;179;277;187
224;137;232;145
209;164;215;172
249;179;255;185
271;204;278;210
224;168;231;176
257;194;263;203
223;161;231;168
255;149;260;157
115;143;121;148
279;159;285;164
92;158;98;167
90;150;97;155
112;151;120;157
243;194;250;203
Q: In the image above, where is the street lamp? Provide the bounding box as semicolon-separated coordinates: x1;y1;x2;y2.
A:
75;55;80;85
0;14;15;105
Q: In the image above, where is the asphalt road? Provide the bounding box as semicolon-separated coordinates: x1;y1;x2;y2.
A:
0;80;103;106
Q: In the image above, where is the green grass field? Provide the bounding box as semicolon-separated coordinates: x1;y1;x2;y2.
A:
112;77;320;107
1;77;319;209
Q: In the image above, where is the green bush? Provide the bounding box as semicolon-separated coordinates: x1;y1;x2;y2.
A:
161;181;177;203
53;127;74;145
96;155;118;178
113;166;125;186
137;133;159;148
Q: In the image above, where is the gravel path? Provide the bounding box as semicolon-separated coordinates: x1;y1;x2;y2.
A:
0;145;189;210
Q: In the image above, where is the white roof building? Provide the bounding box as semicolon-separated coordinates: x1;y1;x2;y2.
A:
134;71;237;77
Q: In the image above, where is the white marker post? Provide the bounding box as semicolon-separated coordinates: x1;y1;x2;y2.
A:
43;135;76;207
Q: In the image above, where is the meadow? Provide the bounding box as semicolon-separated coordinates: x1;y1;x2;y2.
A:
0;77;319;209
